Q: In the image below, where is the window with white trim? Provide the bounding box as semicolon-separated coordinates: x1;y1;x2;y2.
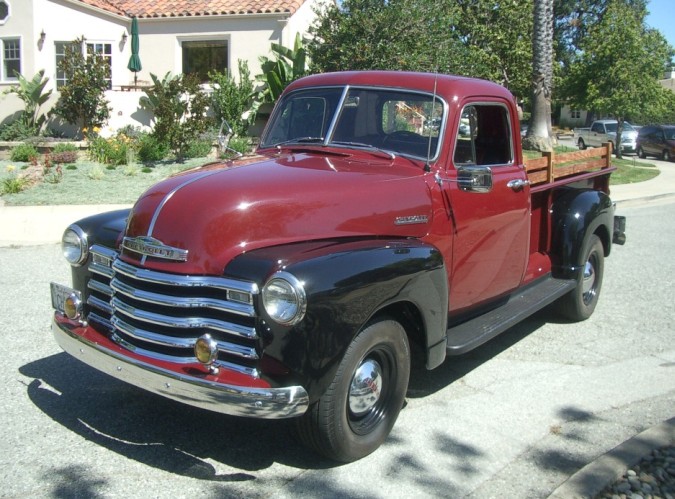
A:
55;41;112;89
1;38;20;81
182;40;228;83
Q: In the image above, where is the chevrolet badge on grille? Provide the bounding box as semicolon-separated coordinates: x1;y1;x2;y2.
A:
122;236;189;261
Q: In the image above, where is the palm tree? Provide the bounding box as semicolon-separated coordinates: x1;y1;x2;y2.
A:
523;0;555;152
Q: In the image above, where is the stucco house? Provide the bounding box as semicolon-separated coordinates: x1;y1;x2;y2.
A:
0;0;320;134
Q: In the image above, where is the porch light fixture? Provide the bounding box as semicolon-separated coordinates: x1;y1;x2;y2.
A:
39;29;46;43
121;30;127;43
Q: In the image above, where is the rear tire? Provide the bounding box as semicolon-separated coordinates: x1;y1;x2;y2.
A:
295;319;410;462
663;150;671;161
557;234;604;321
578;138;586;150
637;146;646;159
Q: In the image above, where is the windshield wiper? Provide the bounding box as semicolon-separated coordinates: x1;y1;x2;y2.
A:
331;141;396;160
273;137;325;148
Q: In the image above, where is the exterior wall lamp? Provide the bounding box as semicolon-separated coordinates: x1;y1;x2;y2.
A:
121;31;128;43
39;29;46;43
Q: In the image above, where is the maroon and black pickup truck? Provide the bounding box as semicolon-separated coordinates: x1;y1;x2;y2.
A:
51;71;626;462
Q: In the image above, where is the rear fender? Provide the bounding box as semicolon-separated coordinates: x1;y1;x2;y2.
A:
550;189;614;279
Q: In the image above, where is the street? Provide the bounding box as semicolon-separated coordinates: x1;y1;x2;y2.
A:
0;198;673;498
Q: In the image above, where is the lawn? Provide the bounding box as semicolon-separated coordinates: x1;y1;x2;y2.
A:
0;157;214;205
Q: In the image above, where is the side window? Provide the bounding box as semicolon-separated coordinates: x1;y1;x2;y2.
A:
453;104;513;166
591;122;603;133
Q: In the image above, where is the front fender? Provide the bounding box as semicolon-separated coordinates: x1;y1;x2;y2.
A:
550;189;614;279
225;239;447;402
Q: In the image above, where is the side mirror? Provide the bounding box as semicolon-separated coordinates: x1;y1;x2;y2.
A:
217;119;242;158
457;165;493;193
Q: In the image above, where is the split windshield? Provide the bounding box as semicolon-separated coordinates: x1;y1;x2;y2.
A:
260;86;445;159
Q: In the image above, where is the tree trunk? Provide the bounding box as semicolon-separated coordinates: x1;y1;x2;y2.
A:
615;117;624;159
523;0;555;152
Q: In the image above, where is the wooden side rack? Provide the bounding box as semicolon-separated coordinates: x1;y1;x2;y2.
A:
524;142;613;186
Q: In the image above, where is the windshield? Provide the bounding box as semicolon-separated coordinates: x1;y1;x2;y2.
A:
605;122;635;133
260;86;445;159
665;128;675;140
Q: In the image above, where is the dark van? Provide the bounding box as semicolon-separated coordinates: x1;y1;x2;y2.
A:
636;125;675;161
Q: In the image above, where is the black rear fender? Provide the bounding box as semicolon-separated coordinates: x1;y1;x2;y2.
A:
550;189;614;279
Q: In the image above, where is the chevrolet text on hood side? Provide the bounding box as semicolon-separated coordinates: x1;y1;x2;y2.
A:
50;71;625;464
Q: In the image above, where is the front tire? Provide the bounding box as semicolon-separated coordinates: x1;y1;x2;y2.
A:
296;319;410;462
663;150;671;161
557;234;604;321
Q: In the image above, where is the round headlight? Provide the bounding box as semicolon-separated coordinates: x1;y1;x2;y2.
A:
62;224;88;266
262;271;307;326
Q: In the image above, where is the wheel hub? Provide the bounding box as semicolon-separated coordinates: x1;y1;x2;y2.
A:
582;260;596;299
349;359;383;416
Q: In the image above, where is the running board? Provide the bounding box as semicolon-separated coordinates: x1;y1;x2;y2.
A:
446;276;576;355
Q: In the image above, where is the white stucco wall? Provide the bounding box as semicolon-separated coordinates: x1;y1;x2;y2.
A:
0;0;318;134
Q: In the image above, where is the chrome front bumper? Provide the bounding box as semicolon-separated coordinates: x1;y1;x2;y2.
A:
52;317;309;419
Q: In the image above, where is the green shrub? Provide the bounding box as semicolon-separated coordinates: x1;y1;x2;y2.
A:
2;176;29;194
52;143;79;154
184;140;212;159
209;60;254;136
88;135;129;165
228;136;254;155
0;119;39;141
10;143;40;162
137;133;169;162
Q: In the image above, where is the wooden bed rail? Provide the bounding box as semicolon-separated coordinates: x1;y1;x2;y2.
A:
523;142;613;186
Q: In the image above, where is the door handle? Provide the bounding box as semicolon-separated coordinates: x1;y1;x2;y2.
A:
507;179;530;192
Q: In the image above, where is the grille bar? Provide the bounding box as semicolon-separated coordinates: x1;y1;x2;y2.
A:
111;277;252;316
112;297;258;339
113;259;258;301
112;316;259;359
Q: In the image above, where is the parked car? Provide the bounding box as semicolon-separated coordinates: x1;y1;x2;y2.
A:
574;120;638;154
636;124;675;161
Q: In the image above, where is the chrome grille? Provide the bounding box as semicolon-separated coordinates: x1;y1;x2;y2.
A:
86;245;260;378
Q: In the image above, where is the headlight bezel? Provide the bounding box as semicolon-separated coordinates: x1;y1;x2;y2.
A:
262;271;307;326
62;224;89;267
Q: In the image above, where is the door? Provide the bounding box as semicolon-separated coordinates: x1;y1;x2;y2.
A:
444;103;530;313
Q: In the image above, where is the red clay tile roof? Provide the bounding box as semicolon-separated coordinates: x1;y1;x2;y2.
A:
72;0;306;17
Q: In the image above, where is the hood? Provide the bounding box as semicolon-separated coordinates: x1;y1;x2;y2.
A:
121;152;434;275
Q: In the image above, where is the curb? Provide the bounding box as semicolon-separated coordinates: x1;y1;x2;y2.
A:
548;417;675;499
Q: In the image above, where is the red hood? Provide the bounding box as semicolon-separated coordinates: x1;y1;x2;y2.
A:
122;151;433;275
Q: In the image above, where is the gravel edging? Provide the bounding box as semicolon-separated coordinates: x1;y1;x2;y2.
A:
549;418;675;499
594;445;674;498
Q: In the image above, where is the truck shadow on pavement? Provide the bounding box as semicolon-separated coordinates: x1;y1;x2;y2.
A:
19;309;556;482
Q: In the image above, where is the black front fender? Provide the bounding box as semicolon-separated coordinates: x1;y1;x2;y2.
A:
225;239;447;402
550;189;614;279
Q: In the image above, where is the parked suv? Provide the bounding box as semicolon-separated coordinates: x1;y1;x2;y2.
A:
636;125;675;161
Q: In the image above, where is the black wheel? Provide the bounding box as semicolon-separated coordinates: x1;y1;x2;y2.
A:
578;138;586;150
637;146;647;159
663;150;671;161
295;319;410;462
557;234;604;321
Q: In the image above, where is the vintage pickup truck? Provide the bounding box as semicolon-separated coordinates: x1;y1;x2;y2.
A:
574;119;638;153
51;71;626;462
